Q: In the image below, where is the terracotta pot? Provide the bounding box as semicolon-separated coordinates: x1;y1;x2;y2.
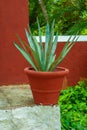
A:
24;67;69;105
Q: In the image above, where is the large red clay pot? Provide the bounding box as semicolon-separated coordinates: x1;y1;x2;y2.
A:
24;67;69;105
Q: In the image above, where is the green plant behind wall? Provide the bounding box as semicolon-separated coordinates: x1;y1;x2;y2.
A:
29;0;87;35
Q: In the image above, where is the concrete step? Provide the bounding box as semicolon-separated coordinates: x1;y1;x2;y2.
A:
0;85;61;130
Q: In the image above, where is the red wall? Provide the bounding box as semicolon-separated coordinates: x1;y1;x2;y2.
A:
56;41;87;85
0;1;87;86
0;0;29;85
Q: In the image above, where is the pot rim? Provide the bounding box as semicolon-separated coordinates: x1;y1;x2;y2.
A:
24;67;69;77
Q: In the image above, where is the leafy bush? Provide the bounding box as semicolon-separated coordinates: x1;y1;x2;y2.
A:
29;0;87;35
58;79;87;130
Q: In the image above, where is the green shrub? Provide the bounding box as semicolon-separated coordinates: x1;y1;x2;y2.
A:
58;79;87;130
29;0;87;35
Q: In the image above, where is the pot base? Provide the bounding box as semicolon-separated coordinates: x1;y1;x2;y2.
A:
32;89;60;105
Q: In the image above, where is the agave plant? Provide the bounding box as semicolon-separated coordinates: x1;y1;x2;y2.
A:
14;20;78;71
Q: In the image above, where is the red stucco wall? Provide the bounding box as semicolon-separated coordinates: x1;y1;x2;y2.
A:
0;0;29;85
57;41;87;85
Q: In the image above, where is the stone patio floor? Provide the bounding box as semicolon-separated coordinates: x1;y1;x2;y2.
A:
0;85;61;130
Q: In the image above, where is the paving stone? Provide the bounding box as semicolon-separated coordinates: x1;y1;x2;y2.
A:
0;85;34;109
0;85;61;130
0;106;61;130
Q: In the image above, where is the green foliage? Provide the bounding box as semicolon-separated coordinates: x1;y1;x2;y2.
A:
29;0;87;35
58;79;87;130
14;20;78;71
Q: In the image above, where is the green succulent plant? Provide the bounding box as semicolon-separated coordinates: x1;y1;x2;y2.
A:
14;20;78;71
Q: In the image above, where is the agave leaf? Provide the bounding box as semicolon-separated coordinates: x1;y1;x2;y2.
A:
30;48;42;71
32;36;42;61
37;19;45;70
59;35;73;55
45;20;55;55
49;19;55;43
27;26;46;70
16;34;41;69
30;35;46;70
26;28;42;62
61;35;78;54
46;55;56;71
51;32;58;55
24;41;43;71
56;35;78;63
50;35;79;71
67;35;79;49
64;35;79;57
19;40;41;70
14;42;38;71
45;32;58;70
37;18;42;47
46;20;55;54
45;22;50;59
45;20;56;68
25;29;35;51
16;34;28;52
